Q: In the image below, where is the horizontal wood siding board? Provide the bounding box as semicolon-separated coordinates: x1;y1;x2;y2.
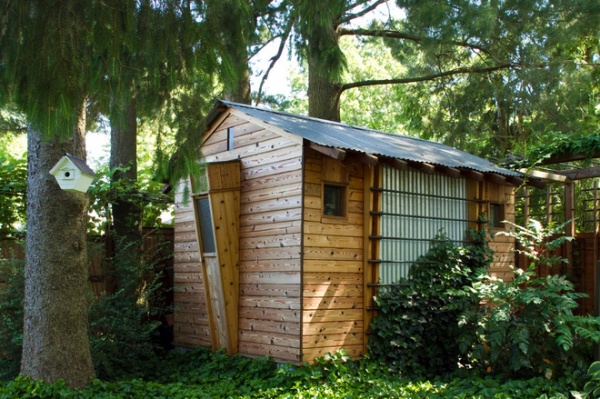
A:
303;309;363;323
303;260;362;274
240;259;303;273
205;138;301;166
303;320;363;335
238;318;301;335
241;169;303;192
242;183;303;205
302;332;363;347
239;247;302;261
240;271;301;285
240;283;301;298
240;221;302;237
240;307;301;322
173;335;211;348
240;208;303;227
240;195;303;215
302;296;363;310
240;297;302;310
303;284;363;298
302;345;363;362
239;233;301;250
238;341;301;363
239;330;301;348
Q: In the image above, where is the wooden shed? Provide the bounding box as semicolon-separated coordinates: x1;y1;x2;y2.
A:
173;100;525;363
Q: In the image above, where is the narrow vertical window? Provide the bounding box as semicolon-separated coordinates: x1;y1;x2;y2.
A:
489;203;504;227
196;196;216;253
227;127;235;150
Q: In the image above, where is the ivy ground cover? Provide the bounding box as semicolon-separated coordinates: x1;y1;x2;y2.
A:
0;348;581;399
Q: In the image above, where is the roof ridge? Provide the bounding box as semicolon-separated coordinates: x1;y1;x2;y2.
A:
218;100;434;144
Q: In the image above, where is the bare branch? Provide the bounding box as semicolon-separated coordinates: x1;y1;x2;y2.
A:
254;21;295;106
341;0;389;25
339;27;496;58
341;62;517;92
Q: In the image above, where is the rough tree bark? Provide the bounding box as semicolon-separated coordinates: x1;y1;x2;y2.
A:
21;100;95;387
110;98;141;240
109;98;142;288
303;2;344;121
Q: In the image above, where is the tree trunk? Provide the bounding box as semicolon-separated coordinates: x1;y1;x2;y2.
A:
308;59;343;121
109;98;142;291
222;38;252;104
303;1;344;121
21;100;95;387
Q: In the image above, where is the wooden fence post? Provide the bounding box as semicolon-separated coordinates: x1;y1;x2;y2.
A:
596;260;600;361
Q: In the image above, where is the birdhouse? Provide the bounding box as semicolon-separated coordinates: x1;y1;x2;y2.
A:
49;153;96;193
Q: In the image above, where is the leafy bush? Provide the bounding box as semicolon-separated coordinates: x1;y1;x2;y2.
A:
458;220;600;379
88;238;169;380
87;166;173;235
0;255;24;381
368;229;492;376
573;361;600;399
0;153;26;235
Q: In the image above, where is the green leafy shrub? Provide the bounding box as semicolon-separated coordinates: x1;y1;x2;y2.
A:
87;166;173;235
88;238;169;380
573;361;600;399
459;220;600;379
0;153;26;235
368;229;492;376
0;255;24;381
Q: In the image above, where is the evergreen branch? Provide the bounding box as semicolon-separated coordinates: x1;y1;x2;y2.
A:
339;27;496;58
0;127;27;134
341;62;518;91
342;0;389;25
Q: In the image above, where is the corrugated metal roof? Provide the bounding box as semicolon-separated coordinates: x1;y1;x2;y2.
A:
215;100;522;178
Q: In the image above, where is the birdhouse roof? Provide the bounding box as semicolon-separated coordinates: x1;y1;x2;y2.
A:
50;154;96;177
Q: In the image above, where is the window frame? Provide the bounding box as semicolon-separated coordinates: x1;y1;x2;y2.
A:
488;202;505;228
322;182;348;218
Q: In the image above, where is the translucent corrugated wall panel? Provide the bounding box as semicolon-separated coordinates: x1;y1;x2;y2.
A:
379;166;468;284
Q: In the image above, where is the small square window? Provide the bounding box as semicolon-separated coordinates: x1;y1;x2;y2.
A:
323;184;346;216
489;203;504;227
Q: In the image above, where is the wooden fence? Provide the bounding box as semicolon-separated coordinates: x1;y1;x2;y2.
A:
0;228;174;299
514;232;598;315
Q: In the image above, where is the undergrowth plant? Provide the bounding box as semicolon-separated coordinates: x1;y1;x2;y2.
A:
0;255;24;381
458;219;600;379
573;361;600;399
368;229;492;376
88;236;170;380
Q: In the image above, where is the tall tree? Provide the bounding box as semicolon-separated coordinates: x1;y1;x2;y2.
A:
0;0;96;386
288;0;600;159
95;0;218;280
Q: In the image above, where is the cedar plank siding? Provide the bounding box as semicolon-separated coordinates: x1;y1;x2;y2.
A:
172;113;304;362
301;149;366;362
485;181;517;280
